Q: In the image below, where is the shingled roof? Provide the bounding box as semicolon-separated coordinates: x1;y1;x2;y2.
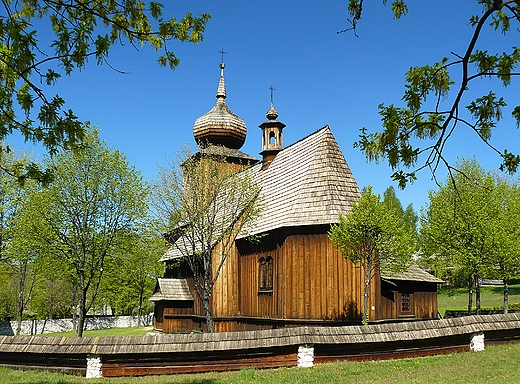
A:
381;265;443;283
161;126;360;261
148;278;194;301
239;126;360;237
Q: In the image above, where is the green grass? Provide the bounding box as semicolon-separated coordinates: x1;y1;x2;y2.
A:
437;284;520;316
1;342;519;383
38;326;154;338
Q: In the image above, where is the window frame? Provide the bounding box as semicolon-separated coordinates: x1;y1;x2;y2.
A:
258;256;274;294
400;292;413;314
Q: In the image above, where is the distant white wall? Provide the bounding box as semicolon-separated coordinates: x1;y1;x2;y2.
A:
0;314;153;336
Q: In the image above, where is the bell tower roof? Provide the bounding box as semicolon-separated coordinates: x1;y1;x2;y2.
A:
193;59;247;150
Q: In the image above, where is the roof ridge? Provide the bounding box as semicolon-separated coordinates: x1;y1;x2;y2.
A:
278;125;330;154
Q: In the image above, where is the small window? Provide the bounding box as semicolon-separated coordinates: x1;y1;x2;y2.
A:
266;257;273;290
259;257;266;289
269;131;277;146
401;293;411;313
258;256;274;292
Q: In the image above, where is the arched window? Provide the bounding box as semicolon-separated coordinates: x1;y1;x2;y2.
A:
258;257;267;290
266;257;273;290
269;131;277;145
258;256;274;292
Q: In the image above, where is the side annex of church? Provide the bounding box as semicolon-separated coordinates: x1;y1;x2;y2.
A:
150;61;442;333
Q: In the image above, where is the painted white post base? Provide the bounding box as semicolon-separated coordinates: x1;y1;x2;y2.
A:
86;354;102;378
298;345;314;367
470;332;485;352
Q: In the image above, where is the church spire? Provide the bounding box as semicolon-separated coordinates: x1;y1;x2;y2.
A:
193;53;247;150
216;49;226;99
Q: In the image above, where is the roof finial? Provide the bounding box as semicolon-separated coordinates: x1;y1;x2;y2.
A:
216;49;227;99
266;85;278;120
218;48;227;77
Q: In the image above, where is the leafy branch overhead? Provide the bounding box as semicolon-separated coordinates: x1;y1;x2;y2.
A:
345;0;520;188
0;1;209;180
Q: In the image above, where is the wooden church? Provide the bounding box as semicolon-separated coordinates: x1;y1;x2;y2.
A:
150;62;442;333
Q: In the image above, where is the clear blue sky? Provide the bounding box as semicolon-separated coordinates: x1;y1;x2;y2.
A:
9;0;520;213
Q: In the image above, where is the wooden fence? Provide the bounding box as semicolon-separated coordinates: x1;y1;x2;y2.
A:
0;313;519;378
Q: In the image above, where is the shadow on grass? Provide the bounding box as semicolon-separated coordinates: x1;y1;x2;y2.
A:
440;284;520;297
438;286;467;297
489;285;520;295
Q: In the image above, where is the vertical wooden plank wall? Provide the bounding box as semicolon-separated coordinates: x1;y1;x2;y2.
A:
211;242;240;320
414;289;439;319
238;228;366;322
378;282;439;320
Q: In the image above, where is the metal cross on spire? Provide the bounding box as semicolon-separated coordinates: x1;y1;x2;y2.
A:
218;48;227;63
269;85;276;105
218;48;227;76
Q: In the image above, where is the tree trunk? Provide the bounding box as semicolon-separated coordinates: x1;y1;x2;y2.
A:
467;276;473;313
15;263;27;336
76;274;87;337
475;275;481;315
137;286;144;327
202;296;214;333
504;279;509;314
15;300;23;336
363;260;372;324
76;296;86;337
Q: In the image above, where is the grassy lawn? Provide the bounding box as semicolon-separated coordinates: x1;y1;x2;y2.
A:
1;342;519;383
437;284;520;316
38;326;154;338
3;287;519;382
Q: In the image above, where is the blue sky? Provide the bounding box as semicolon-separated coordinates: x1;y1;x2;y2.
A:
9;0;520;213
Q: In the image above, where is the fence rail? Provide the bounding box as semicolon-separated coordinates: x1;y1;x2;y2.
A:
0;313;519;377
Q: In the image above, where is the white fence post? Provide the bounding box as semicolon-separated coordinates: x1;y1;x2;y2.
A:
297;344;314;367
470;332;485;351
86;354;102;378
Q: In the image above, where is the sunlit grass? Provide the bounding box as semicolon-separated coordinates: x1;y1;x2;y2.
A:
1;342;519;383
437;284;520;316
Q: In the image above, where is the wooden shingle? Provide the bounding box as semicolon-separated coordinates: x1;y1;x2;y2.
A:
381;264;444;283
239;126;361;237
148;278;194;301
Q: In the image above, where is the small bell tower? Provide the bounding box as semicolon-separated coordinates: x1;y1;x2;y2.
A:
259;86;285;168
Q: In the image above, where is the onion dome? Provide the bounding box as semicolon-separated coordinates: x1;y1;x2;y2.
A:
193;62;247;149
266;103;279;120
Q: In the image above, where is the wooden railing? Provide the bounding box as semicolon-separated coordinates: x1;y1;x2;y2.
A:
0;313;519;378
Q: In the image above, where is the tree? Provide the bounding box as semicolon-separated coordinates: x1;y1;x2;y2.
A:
488;176;520;313
420;158;513;313
0;1;209;182
22;127;149;336
346;1;520;187
383;186;419;237
98;231;163;324
152;146;262;333
0;263;17;323
9;247;39;335
382;186;404;215
329;186;414;323
0;150;39;332
30;255;74;320
0;149;31;262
